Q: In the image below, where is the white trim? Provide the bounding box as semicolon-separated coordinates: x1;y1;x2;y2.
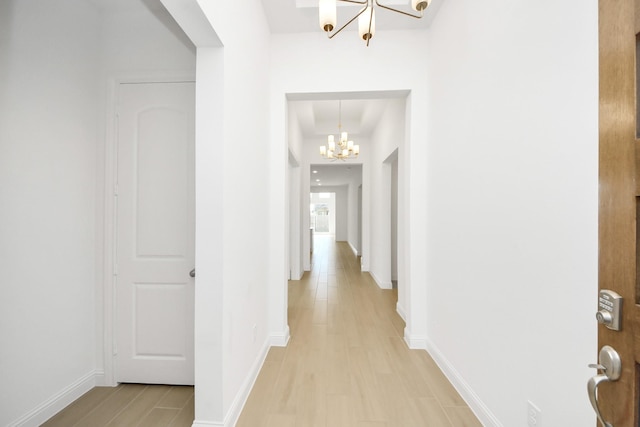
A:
101;72;196;385
370;270;392;290
101;76;118;387
348;241;360;257
7;371;99;427
190;338;283;427
221;339;272;427
403;328;428;350
396;302;406;322
269;326;291;347
426;339;502;427
94;369;106;387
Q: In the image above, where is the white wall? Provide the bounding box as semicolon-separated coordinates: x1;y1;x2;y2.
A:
169;2;273;425
0;1;101;425
288;156;303;280
423;0;598;425
368;100;406;290
347;170;363;256
100;4;196;74
287;101;304;162
288;105;305;279
391;153;398;282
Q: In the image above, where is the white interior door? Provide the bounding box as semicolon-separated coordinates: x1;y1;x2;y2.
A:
115;81;195;385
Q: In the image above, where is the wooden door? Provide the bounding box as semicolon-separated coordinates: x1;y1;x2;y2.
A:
597;0;639;425
115;82;195;385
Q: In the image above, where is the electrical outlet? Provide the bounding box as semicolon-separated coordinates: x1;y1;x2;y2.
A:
527;400;541;427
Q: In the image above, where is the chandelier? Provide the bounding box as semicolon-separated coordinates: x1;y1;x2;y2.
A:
320;100;360;161
319;0;430;46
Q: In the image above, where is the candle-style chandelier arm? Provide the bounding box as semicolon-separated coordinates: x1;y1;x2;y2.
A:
327;1;368;40
319;0;430;45
374;0;424;19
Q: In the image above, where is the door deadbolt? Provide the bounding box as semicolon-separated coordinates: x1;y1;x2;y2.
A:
597;290;622;331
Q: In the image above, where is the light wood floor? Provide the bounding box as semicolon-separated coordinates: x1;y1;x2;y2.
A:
236;235;482;427
44;235;480;426
41;384;193;427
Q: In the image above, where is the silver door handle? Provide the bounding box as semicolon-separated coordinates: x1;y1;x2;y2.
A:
189;268;195;278
588;375;612;427
587;345;621;427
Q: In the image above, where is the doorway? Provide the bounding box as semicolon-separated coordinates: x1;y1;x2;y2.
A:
389;151;399;289
286;91;413;347
113;81;195;385
310;192;335;235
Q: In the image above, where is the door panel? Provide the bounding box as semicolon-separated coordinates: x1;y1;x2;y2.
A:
134;283;188;357
135;106;189;257
116;82;195;385
597;0;639;425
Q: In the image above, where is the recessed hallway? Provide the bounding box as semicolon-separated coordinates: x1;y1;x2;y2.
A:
237;235;481;426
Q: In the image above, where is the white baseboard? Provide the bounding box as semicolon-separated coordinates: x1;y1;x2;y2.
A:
396;302;406;322
348;241;360;257
403;329;428;350
190;329;294;427
426;339;502;427
93;369;106;386
201;330;291;427
8;370;99;427
269;326;290;347
370;271;392;290
220;338;272;427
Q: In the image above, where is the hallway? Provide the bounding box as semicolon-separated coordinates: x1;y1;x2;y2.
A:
237;235;481;426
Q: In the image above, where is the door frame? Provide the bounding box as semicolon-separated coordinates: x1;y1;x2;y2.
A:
100;73;195;386
288;150;303;281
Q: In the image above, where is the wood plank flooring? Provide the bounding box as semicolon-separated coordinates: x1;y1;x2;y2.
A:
41;384;193;427
44;235;479;426
237;235;482;427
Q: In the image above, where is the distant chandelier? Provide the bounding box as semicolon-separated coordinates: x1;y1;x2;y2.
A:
320;100;360;161
319;0;430;46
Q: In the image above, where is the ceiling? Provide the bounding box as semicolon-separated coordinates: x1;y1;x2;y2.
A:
291;98;391;139
311;164;362;188
87;0;165;12
90;0;440;31
261;0;439;35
